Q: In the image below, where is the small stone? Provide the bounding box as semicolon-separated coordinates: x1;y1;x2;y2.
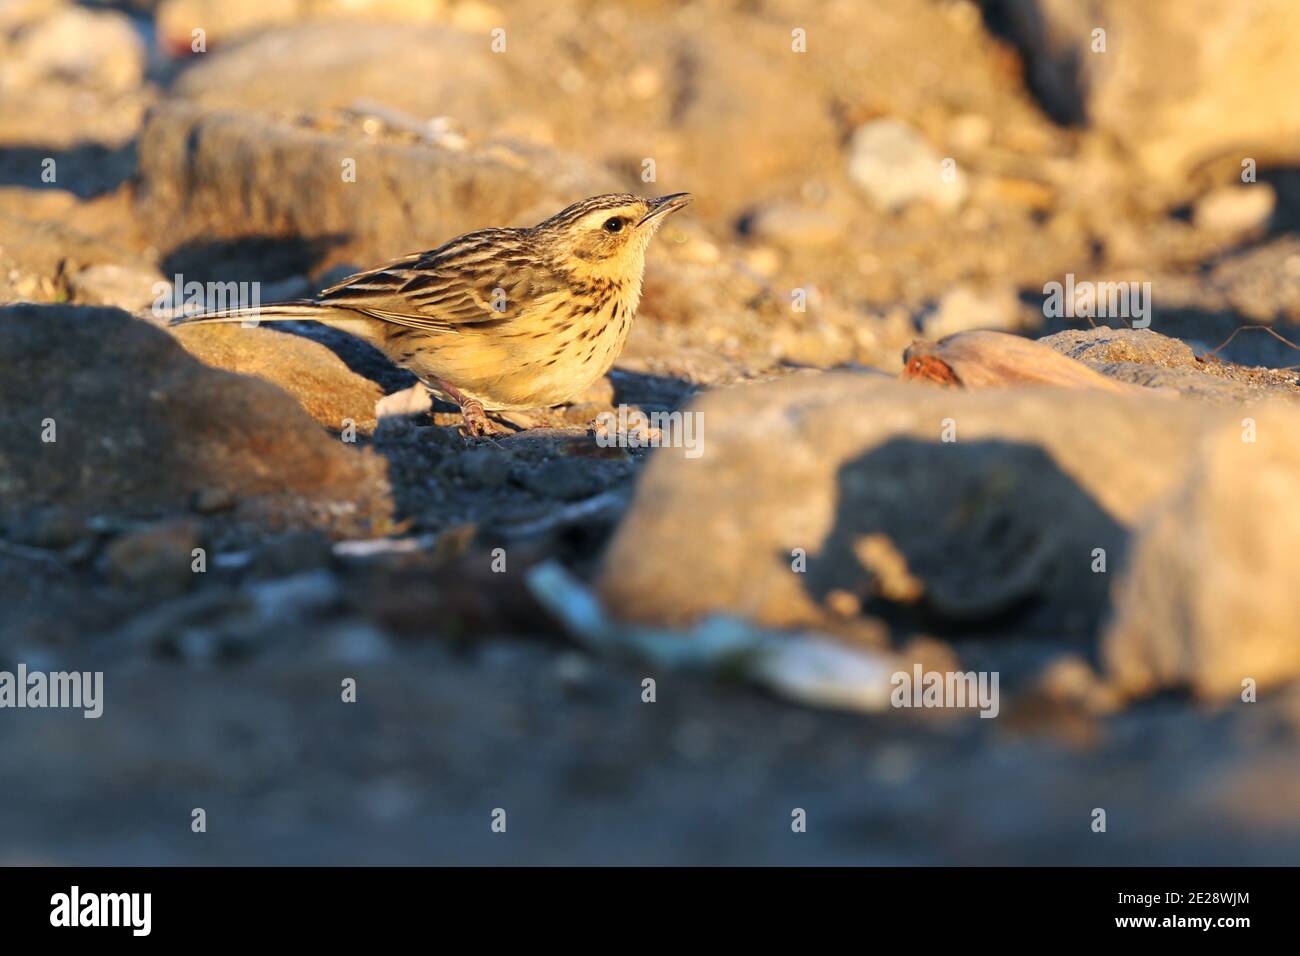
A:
847;119;968;213
747;202;844;249
104;519;202;598
947;112;992;150
375;383;432;419
192;487;236;514
1035;654;1120;714
823;588;863;618
743;246;782;277
920;284;1027;340
68;264;166;315
552;651;594;690
173;323;384;436
1039;327;1199;370
2;6;145;94
853;533;924;603
1193;184;1276;235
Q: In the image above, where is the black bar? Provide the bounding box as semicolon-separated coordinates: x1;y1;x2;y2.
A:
0;867;1276;941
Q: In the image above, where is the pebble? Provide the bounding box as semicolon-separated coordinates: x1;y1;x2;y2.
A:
847;118;968;213
746;202;843;249
2;6;145;94
920;283;1026;340
1193;184;1276;235
103;519;202;598
192;487;236;514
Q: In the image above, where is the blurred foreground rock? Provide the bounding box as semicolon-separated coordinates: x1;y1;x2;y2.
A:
0;305;393;534
598;359;1300;686
1104;406;1300;699
598;373;1209;638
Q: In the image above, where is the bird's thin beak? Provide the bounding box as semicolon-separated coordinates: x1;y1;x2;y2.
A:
637;192;692;227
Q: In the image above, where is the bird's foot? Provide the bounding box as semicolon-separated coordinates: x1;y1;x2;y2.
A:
426;378;507;441
457;399;510;443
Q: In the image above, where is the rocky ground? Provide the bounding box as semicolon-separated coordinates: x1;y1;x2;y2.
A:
3;0;1300;864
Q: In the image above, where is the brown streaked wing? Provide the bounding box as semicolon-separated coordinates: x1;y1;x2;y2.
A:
313;229;556;334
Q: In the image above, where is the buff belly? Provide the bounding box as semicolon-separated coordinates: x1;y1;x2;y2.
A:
402;308;634;410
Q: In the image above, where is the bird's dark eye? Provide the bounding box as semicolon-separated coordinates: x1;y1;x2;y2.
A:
604;217;624;233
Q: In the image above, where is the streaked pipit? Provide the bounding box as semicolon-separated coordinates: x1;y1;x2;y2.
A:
172;193;692;435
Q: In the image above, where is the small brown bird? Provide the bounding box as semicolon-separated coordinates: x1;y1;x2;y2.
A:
171;192;692;435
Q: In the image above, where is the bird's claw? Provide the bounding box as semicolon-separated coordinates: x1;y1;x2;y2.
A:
458;401;507;444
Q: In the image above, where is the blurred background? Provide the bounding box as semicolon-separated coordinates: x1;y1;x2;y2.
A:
2;0;1300;864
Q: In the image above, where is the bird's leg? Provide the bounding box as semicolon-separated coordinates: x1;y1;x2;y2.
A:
431;378;504;438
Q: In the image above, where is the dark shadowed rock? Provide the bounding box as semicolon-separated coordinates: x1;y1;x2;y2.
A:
0;304;393;535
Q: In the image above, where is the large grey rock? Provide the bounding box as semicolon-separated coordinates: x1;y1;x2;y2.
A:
165;14;841;223
169;20;505;121
135;100;617;265
996;0;1300;184
0;304;393;534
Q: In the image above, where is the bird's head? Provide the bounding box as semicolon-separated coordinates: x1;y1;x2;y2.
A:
537;192;692;283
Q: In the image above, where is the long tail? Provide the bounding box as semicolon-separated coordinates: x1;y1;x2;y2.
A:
166;301;384;346
167;300;330;326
